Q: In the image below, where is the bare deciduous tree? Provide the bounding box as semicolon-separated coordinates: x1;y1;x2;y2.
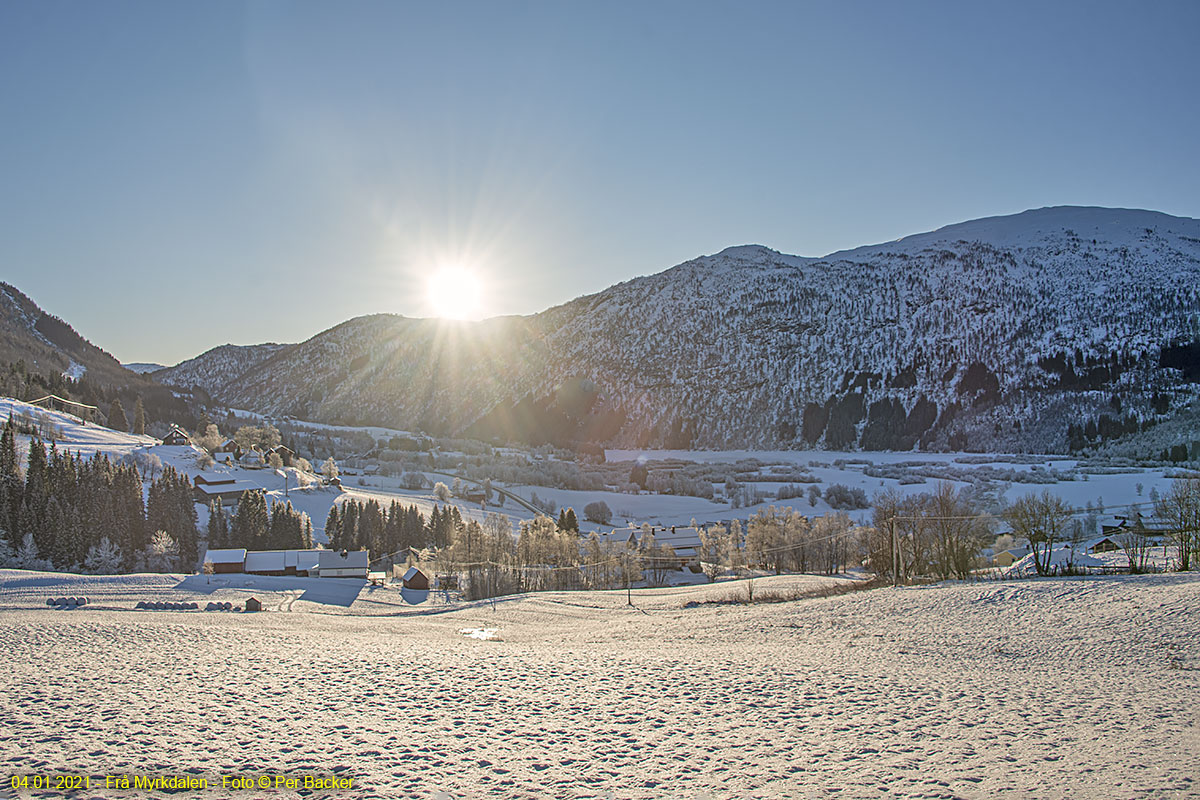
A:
1003;490;1073;576
1155;477;1200;571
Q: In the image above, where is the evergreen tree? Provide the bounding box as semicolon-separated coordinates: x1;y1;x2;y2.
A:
112;465;146;569
402;504;424;550
148;467;198;569
207;501;229;549
324;504;341;550
340;501;359;551
427;505;442;547
564;508;579;532
384;501;402;555
268;501;305;549
108;398;129;432
359;500;385;556
230;491;269;549
0;419;21;547
301;514;313;549
133;396;146;436
22;437;49;558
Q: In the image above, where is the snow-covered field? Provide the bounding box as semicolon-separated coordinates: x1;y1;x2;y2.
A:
1;569;1196;799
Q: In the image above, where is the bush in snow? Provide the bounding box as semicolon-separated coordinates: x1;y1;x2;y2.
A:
433;482;451;502
824;483;869;510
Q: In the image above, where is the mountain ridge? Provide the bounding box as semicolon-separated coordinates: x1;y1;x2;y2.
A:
191;206;1200;454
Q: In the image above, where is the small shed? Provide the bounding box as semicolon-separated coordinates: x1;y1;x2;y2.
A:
245;597;262;612
994;547;1031;567
402;566;430;590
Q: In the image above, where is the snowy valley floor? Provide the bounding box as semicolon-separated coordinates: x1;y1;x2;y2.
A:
0;571;1197;800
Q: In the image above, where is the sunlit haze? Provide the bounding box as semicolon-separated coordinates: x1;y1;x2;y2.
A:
425;265;485;320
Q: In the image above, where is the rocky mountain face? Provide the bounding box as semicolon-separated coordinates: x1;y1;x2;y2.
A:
192;207;1200;453
152;343;292;398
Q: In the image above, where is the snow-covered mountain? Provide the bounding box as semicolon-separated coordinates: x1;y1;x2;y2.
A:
0;282;136;386
152;343;292;397
195;207;1200;453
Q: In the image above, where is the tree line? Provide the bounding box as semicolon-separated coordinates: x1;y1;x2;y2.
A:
206;493;313;553
0;419;198;573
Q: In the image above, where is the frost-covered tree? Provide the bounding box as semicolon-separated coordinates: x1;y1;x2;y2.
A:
15;532;51;571
433;482;451;502
84;537;123;574
147;530;179;572
699;524;729;582
322;457;339;482
193;424;222;453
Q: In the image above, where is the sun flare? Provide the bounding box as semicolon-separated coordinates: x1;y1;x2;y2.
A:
425;265;483;320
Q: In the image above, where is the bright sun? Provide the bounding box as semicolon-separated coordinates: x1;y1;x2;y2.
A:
425;265;483;320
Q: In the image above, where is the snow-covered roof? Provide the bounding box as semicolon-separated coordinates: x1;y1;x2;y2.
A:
194;480;259;496
402;566;426;581
296;550;322;572
1083;536;1119;549
319;550;369;570
194;473;236;486
591;530;636;546
204;548;246;565
245;551;286;573
630;526;702;555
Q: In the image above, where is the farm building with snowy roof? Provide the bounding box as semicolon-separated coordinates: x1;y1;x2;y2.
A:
316;550;370;579
161;425;191;446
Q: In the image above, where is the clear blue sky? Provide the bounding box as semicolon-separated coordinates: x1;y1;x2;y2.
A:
2;1;1197;365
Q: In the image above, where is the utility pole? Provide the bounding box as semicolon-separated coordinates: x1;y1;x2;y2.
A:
891;514;900;588
625;550;633;606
